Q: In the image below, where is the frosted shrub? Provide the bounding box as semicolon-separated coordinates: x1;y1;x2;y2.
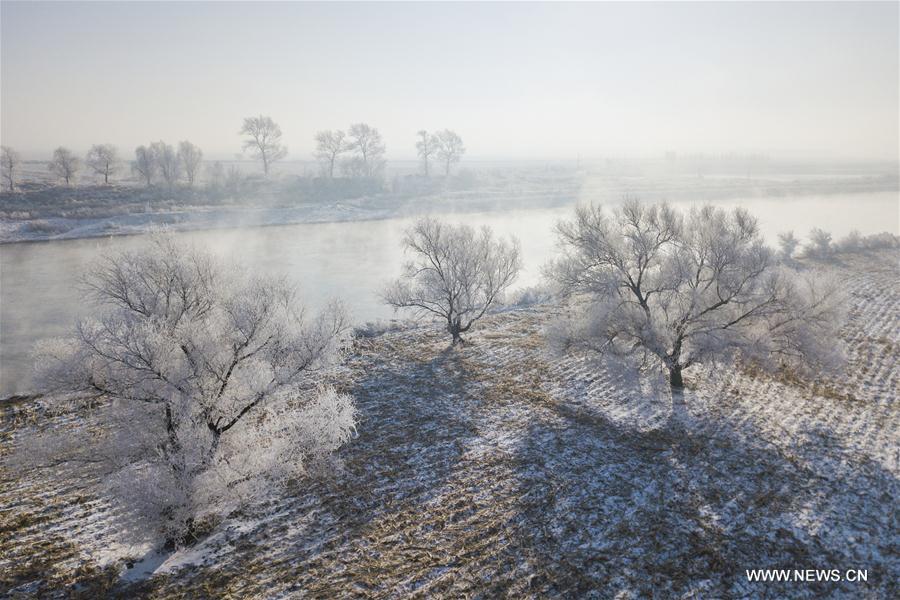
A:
509;284;555;307
31;232;356;546
860;232;900;250
352;319;409;339
777;231;799;260
805;227;834;259
834;230;899;253
836;230;861;253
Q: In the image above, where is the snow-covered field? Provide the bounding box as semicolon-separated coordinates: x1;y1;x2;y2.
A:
1;249;897;598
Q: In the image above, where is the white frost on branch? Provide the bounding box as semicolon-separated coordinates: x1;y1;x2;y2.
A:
29;231;356;546
383;217;521;344
546;199;846;390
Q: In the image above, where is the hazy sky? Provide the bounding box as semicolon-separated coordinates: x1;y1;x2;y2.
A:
1;1;898;161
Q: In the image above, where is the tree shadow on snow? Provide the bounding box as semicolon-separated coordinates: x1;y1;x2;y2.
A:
502;389;899;599
117;343;484;597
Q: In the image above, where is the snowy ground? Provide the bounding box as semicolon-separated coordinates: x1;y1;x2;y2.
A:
1;250;898;598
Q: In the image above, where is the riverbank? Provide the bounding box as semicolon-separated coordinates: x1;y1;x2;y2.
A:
1;170;896;244
1;249;897;598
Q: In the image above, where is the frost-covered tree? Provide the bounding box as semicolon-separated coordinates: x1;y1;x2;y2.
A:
1;145;21;192
241;115;287;176
777;231;799;260
225;164;243;193
48;146;80;185
86;144;120;184
314;130;347;178
346;123;386;179
805;228;834;259
415;130;438;177
206;161;226;190
151;141;181;188
177;140;203;186
836;230;862;253
384;218;522;344
33;232;356;545
548;199;844;390
133;145;157;186
435;129;465;176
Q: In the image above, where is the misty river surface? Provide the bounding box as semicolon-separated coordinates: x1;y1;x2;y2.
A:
2;191;898;397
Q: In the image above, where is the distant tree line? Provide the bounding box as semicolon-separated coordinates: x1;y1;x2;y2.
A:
1;115;466;191
130;140;204;189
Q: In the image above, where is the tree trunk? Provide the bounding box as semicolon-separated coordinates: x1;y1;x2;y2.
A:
667;365;689;427
448;320;462;346
670;385;689;428
668;365;684;389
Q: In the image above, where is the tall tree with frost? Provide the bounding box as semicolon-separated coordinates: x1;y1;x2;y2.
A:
241;115;288;176
133;145;157;186
548;199;844;392
435;129;465;176
1;146;21;192
177;141;203;186
86;144;120;184
34;232;357;545
48;147;80;185
415;130;438;177
384;217;522;345
151;141;181;188
314;130;347;178
346;123;386;178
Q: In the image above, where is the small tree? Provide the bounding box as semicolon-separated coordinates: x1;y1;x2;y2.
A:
1;145;21;192
33;232;356;545
151;141;180;188
206;161;226;190
837;230;862;253
346;123;386;179
225;165;243;194
777;231;799;260
86;144;120;184
178;141;203;187
240;115;287;176
314;130;347;178
415;130;438;177
133;145;157;187
435;130;465;176
48;147;80;185
549;200;844;396
384;218;522;345
806;228;833;259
